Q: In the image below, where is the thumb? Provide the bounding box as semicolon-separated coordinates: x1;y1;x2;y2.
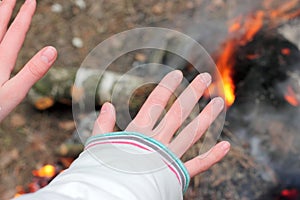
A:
92;102;116;135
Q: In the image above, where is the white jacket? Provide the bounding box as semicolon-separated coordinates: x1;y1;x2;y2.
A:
14;132;190;200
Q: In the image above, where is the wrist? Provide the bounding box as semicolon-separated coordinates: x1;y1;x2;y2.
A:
85;131;190;193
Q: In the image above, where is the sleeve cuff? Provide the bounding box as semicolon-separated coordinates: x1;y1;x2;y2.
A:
85;131;190;193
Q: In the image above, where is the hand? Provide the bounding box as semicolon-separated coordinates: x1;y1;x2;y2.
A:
0;0;57;122
92;70;230;178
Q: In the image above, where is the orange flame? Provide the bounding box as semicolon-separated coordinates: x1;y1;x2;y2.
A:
284;86;299;107
242;11;264;44
214;1;300;107
14;165;56;197
14;186;25;198
32;164;56;178
214;9;265;107
215;41;237;106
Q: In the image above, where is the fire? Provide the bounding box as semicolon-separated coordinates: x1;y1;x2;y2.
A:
214;0;300;107
14;186;25;198
281;48;291;56
32;164;56;178
242;11;264;44
279;188;299;200
13;156;75;197
214;10;265;107
14;164;58;197
228;11;264;45
223;78;235;106
284;86;299;107
215;41;237;106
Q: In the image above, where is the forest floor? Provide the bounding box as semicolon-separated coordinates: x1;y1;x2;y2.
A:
0;0;289;199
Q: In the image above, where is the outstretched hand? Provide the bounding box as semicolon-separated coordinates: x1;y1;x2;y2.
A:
92;70;231;178
0;0;229;187
0;0;57;122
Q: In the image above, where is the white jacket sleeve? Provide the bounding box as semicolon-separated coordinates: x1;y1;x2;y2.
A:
14;132;190;200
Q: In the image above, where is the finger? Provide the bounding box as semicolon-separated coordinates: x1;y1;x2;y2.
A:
153;73;212;143
169;97;224;157
184;141;230;178
0;46;57;122
0;0;36;84
9;46;57;89
0;0;17;41
126;70;183;134
92;102;116;135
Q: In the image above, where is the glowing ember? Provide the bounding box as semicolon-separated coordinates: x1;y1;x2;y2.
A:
14;186;25;198
279;188;299;200
281;48;291;55
32;164;56;178
284;86;299;107
246;54;260;60
14;164;60;197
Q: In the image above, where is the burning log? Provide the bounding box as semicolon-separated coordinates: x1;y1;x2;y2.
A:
28;67;144;110
232;30;300;107
210;1;300;107
206;2;300;199
213;23;300;108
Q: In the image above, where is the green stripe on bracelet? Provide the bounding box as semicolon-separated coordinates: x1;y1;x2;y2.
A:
86;131;190;193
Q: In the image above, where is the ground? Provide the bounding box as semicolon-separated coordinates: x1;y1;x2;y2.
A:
0;0;286;199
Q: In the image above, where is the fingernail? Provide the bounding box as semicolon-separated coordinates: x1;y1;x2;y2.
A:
213;97;224;110
41;46;56;64
171;70;183;81
221;142;230;153
101;102;110;114
199;72;212;86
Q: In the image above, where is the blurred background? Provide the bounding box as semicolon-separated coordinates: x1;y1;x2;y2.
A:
1;0;300;199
